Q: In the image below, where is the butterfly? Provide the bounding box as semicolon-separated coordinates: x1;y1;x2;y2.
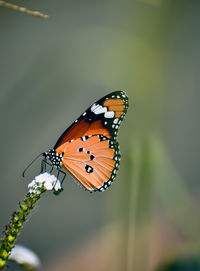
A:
24;91;128;192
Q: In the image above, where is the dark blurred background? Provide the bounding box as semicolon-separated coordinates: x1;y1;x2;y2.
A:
0;0;200;270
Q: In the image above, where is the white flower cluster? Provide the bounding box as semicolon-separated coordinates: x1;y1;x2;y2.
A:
28;173;62;194
9;245;41;269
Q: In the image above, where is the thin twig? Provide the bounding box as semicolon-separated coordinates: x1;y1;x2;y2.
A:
0;1;48;19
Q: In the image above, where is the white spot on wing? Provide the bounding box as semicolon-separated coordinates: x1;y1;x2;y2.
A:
95;106;107;114
104;111;114;118
91;103;99;111
113;118;119;124
91;103;108;115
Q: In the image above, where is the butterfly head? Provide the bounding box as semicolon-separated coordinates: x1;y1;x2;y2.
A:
43;149;63;168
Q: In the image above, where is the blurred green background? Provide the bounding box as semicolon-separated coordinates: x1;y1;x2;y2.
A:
0;0;200;270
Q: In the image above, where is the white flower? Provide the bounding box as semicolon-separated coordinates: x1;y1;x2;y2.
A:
43;180;53;190
28;173;62;195
9;245;41;269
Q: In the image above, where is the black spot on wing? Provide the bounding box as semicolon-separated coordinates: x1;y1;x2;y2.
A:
85;164;94;173
90;155;95;160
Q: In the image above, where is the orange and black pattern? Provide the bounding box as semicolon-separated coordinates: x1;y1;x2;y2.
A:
43;91;128;192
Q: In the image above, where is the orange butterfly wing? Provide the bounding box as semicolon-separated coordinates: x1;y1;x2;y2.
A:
54;91;128;150
60;135;120;192
52;91;128;192
55;119;110;150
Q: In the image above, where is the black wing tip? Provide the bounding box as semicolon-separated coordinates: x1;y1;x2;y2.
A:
107;90;128;97
97;90;128;102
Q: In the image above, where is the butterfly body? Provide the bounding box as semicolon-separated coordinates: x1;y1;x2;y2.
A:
43;149;63;169
40;91;128;192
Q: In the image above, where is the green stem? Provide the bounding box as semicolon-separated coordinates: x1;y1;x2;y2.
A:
0;189;46;270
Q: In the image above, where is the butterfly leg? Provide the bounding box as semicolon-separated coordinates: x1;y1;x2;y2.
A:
60;170;66;185
40;159;46;173
56;169;60;180
51;168;64;190
41;159;53;173
55;169;66;184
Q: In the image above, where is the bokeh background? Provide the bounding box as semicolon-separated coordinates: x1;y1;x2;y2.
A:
0;0;200;270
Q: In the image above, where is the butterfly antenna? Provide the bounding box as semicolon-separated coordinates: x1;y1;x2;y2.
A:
22;153;44;178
